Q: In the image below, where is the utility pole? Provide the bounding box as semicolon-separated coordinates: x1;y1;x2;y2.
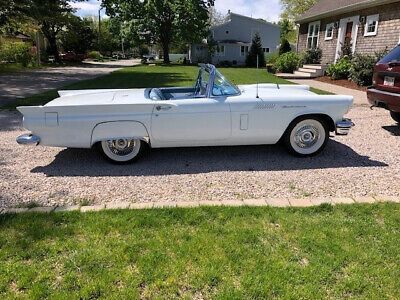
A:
98;9;101;54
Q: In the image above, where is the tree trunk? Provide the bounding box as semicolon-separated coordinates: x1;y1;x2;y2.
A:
46;34;60;62
162;39;170;64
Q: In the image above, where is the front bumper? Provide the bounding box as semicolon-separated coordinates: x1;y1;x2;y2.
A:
16;134;40;146
336;119;354;136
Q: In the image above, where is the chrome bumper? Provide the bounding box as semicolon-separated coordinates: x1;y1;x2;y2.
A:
16;134;40;146
336;119;355;136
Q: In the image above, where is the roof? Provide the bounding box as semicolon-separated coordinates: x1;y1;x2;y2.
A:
2;32;32;40
212;12;281;30
296;0;400;23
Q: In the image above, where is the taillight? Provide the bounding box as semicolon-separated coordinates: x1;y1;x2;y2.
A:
372;70;378;85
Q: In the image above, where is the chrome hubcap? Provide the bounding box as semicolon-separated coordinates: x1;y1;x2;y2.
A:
294;124;319;149
106;139;136;156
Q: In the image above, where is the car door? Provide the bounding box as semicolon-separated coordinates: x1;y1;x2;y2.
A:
150;97;231;145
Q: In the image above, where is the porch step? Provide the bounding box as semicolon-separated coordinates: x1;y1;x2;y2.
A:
294;71;315;78
276;72;313;79
302;64;325;70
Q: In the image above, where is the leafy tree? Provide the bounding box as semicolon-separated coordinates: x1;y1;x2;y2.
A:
208;6;226;26
59;15;95;54
279;38;292;55
277;18;297;44
246;33;266;68
14;0;88;62
280;0;320;21
102;0;214;64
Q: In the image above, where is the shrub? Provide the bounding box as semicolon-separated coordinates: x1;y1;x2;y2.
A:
265;51;279;65
274;52;299;73
301;48;322;65
246;33;266;68
349;53;377;86
87;51;101;59
326;58;351;80
0;42;35;66
279;38;292;56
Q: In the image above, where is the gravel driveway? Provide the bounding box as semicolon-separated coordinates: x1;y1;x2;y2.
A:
1;103;399;208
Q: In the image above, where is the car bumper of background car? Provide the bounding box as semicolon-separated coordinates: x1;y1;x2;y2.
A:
336;119;355;136
367;87;400;112
16;134;40;146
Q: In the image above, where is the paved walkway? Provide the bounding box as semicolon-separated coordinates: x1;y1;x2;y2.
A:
0;59;140;106
291;79;368;106
1;196;399;214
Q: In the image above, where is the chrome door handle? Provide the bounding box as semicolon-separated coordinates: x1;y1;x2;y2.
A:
156;105;172;111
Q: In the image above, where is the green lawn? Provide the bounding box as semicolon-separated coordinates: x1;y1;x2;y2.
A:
0;203;399;298
2;65;332;109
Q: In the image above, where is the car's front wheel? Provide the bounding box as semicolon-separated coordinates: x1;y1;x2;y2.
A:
284;118;329;157
100;138;143;163
390;111;400;123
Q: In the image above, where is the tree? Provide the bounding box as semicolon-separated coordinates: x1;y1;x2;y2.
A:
246;33;266;68
208;6;226;26
279;38;292;55
16;0;88;61
60;15;95;54
277;18;297;43
102;0;214;64
280;0;320;21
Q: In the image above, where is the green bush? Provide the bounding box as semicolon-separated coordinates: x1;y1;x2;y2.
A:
301;48;322;65
0;42;35;67
326;58;351;80
274;52;299;73
265;51;279;65
87;51;101;59
279;38;292;56
349;53;377;86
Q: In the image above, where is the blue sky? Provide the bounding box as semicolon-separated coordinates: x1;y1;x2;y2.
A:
71;0;283;22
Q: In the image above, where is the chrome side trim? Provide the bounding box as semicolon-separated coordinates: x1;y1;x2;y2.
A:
367;88;400;98
16;134;40;146
336;119;355;136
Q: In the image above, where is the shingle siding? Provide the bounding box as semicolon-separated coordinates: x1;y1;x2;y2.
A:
297;2;400;65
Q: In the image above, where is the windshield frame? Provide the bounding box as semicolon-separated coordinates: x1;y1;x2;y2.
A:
195;64;241;98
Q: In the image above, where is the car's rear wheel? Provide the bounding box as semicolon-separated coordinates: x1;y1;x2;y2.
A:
390;111;400;123
100;138;143;163
284;118;329;157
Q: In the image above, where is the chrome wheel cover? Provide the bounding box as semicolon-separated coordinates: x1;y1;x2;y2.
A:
290;120;325;155
101;139;141;162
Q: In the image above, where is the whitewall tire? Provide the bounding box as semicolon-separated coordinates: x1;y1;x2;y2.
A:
285;118;329;157
100;139;143;163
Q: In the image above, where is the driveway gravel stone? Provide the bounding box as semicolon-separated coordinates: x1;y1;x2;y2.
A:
0;102;399;208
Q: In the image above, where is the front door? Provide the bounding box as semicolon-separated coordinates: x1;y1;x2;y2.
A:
345;22;353;45
150;97;231;146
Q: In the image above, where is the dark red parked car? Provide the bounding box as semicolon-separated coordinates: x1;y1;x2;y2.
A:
59;51;87;62
367;45;400;123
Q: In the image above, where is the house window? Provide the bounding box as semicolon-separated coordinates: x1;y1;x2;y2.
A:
216;45;225;56
263;47;270;53
226;30;229;34
240;45;249;56
364;14;379;36
325;23;334;40
307;21;320;49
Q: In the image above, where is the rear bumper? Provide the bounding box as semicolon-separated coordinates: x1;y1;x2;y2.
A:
336;119;354;136
16;134;40;146
367;87;400;112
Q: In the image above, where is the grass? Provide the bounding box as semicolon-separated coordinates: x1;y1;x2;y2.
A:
0;203;399;298
2;65;332;109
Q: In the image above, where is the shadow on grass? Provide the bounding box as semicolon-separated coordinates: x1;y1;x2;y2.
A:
31;139;387;177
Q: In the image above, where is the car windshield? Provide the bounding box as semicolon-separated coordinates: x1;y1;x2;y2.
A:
195;66;240;97
212;70;240;96
379;45;400;63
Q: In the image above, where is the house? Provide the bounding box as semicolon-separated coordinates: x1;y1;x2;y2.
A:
296;0;400;65
1;32;33;43
189;12;281;65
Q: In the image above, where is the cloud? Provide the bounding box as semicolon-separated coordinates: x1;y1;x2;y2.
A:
70;0;107;17
214;0;282;22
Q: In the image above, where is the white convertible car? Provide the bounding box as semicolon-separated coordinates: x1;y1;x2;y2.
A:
17;64;354;163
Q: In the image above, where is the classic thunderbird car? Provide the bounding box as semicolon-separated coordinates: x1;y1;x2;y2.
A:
17;64;354;163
